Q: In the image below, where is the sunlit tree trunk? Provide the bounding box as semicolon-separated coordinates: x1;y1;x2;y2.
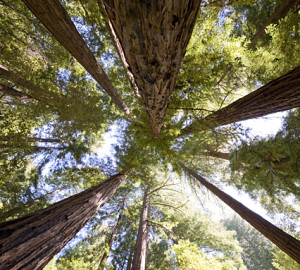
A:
179;162;300;264
101;0;200;138
21;0;131;116
99;195;127;269
180;67;300;137
0;172;129;270
131;186;151;270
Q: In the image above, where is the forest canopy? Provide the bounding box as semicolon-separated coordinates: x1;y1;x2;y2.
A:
0;0;300;269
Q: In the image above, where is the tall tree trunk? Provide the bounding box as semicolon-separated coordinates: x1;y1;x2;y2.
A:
0;172;129;270
179;66;300;137
206;149;230;160
0;83;37;103
0;65;47;97
0;186;67;222
0;136;66;144
21;0;131;116
101;0;201;138
248;0;300;49
126;240;135;270
131;186;151;270
99;195;127;269
179;162;300;264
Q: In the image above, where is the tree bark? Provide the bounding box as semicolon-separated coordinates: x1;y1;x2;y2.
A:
99;195;127;269
179;66;300;137
248;0;300;49
206;149;230;160
179;162;300;264
21;0;131;116
0;172;129;270
0;83;37;103
0;186;67;222
131;186;151;270
101;0;201;138
0;65;47;97
0;136;66;144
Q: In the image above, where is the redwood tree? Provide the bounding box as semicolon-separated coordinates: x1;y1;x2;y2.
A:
0;172;129;270
99;194;127;269
131;186;151;270
179;162;300;264
21;0;131;116
179;66;300;137
101;0;200;138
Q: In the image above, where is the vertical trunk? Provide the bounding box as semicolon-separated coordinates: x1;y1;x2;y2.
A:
126;240;135;270
0;186;67;222
101;0;201;138
179;162;300;264
179;66;300;137
131;186;151;270
0;172;129;270
0;83;37;103
21;0;131;116
99;195;127;269
248;0;300;48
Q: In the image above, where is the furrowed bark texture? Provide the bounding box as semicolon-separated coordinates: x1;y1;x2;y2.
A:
0;173;127;270
179;162;300;264
0;83;36;103
180;66;300;137
99;195;127;269
101;0;201;138
131;186;151;270
21;0;131;116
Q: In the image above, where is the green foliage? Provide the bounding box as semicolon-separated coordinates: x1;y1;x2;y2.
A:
223;215;276;269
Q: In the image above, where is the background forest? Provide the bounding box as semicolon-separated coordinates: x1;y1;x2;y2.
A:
0;0;300;269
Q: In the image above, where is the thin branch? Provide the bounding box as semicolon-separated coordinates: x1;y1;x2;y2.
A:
147;219;179;243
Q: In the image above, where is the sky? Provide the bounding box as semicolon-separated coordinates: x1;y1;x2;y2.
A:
95;112;288;225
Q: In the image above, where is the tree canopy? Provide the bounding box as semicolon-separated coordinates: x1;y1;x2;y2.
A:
0;0;300;269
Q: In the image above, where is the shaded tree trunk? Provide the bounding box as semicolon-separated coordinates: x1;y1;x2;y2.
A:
248;0;300;48
0;186;67;222
21;0;131;116
0;83;37;103
179;66;300;137
101;0;201;138
179;162;300;264
0;172;129;270
0;136;66;144
131;186;151;270
0;65;47;97
99;195;127;269
206;149;230;160
126;240;135;270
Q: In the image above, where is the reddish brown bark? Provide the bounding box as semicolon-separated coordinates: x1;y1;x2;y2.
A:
131;186;151;270
21;0;131;116
180;66;300;137
99;195;127;269
0;172;129;270
179;162;300;264
0;83;37;103
101;0;201;138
